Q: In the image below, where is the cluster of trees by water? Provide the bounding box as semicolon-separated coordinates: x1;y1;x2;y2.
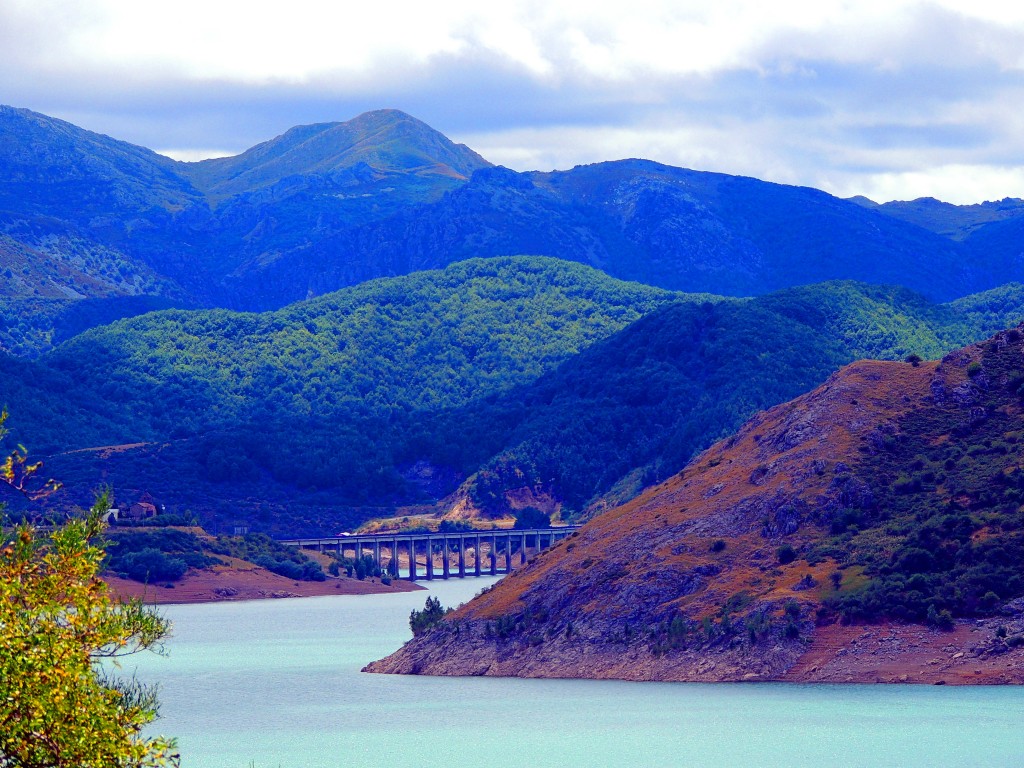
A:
103;528;329;584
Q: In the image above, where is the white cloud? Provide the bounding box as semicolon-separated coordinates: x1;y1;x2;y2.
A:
838;165;1024;204
16;0;1023;84
155;148;236;163
69;0;474;83
4;0;1024;202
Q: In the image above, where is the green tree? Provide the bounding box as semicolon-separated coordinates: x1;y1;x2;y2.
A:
776;544;797;565
512;506;551;529
0;412;178;767
409;595;450;636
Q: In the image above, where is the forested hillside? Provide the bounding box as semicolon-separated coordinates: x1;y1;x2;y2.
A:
3;257;691;530
6;261;1024;536
32;257;685;446
457;281;1024;518
0;295;182;358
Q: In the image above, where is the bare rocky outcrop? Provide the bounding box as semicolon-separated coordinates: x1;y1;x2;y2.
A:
365;616;809;681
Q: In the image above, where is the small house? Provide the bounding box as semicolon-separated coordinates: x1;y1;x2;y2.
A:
122;491;161;521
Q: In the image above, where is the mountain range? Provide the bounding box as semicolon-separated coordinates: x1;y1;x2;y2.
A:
6;103;1024;678
4;105;1024;530
3;104;1024;355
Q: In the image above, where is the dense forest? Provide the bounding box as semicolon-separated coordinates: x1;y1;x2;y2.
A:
0;295;182;358
4;258;1022;536
15;257;688;450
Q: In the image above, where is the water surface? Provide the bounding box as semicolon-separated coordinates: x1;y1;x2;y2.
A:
128;578;1024;767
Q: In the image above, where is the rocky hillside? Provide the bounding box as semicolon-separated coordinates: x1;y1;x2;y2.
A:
0;106;490;311
367;328;1024;683
0;105;197;219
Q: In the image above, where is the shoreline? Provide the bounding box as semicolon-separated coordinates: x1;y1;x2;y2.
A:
105;565;424;605
366;617;1024;685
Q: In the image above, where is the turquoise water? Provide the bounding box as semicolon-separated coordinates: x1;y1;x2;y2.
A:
127;578;1024;768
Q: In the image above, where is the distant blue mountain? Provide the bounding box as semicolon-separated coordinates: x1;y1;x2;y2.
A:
852;194;1024;241
180;108;491;202
257;160;983;307
1;104;1021;315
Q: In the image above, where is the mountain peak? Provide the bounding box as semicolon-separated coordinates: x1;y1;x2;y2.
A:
347;108;422;125
181;109;491;201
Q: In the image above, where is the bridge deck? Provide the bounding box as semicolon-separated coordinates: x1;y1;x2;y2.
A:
280;525;581;581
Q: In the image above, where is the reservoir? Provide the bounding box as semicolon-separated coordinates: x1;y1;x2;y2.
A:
128;577;1024;767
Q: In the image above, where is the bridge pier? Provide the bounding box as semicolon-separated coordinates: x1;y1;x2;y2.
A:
282;526;580;582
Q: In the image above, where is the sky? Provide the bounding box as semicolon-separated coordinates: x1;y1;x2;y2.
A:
3;0;1024;204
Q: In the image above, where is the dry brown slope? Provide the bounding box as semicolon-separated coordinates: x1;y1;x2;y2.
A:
105;557;420;604
367;338;1024;682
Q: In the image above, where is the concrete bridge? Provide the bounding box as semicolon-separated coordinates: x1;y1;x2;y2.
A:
280;526;581;581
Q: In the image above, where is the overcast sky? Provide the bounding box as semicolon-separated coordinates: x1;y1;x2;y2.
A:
3;0;1024;203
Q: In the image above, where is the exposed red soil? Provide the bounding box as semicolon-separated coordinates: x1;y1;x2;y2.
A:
105;556;422;605
58;442;156;458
